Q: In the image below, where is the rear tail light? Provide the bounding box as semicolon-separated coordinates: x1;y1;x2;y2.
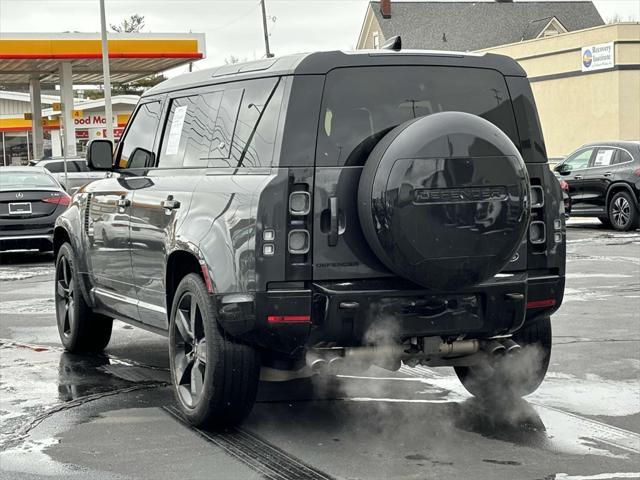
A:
288;229;310;254
289;192;310;216
527;299;556;309
633;168;640;177
282;182;312;279
529;220;546;244
530;185;544;208
559;179;569;191
267;315;311;324
42;194;71;206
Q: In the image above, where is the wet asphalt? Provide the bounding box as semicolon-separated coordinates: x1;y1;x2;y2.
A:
0;218;638;480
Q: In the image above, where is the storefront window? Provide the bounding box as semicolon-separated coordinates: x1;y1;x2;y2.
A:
3;132;30;166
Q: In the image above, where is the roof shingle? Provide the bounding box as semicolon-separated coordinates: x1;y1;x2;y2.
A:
369;1;604;51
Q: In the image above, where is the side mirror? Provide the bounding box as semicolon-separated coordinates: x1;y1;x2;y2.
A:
555;163;570;175
86;139;113;171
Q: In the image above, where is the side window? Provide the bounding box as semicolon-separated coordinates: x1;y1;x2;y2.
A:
209;88;243;163
159;92;223;168
562;148;593;171
591;148;616;167
117;101;162;168
614;149;633;165
156;80;283;170
44;161;63;173
228;77;283;168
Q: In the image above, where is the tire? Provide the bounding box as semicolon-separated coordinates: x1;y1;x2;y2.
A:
168;273;260;428
608;191;639;231
597;216;612;228
55;242;113;352
455;316;552;398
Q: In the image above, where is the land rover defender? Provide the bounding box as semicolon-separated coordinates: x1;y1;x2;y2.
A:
54;44;566;427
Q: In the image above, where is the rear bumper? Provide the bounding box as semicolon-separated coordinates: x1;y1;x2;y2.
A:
0;211;61;250
0;232;54;250
216;273;564;355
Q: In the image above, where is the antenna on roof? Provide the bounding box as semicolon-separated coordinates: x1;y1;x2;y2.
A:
381;35;402;51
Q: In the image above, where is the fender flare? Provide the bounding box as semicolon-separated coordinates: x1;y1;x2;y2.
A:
606;182;638;210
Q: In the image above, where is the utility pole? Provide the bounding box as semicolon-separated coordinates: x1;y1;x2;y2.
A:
99;0;114;143
260;0;274;58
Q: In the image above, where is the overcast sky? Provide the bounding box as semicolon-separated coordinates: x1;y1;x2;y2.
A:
1;0;638;76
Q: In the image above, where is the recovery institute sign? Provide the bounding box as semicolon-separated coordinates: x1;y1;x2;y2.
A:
581;42;614;72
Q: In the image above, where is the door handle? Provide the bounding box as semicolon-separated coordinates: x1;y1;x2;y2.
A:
161;195;181;211
116;196;131;208
328;196;338;247
573;175;583;180
604;172;613;177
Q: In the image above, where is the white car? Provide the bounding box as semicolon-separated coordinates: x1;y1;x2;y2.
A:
30;158;109;193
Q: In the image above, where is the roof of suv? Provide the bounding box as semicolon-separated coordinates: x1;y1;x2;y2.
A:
144;49;526;96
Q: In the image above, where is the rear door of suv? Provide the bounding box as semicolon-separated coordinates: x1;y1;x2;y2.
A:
127;90;220;328
312;65;521;282
128;78;285;327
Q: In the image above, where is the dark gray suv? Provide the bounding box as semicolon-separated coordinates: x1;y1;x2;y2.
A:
53;46;566;427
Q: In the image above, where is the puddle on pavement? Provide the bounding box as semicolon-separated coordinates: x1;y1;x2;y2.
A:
1;338;638;473
0;341;167;450
0;297;56;314
0;265;55;281
397;365;639;459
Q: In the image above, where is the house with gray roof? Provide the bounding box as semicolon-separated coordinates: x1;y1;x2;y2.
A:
357;0;605;51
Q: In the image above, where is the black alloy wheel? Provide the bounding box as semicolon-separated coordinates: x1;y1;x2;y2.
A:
55;242;113;352
172;291;208;408
168;273;260;428
55;254;76;339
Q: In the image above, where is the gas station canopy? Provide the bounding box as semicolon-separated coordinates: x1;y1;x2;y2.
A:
0;32;205;162
0;33;206;85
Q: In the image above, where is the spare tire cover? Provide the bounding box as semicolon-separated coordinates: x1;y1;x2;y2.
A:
358;111;530;291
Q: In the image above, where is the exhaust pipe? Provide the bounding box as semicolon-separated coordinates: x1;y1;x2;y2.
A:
502;338;521;354
327;355;344;374
305;350;327;373
481;340;506;355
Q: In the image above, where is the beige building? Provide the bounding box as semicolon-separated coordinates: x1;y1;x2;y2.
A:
356;1;639;159
480;23;640;159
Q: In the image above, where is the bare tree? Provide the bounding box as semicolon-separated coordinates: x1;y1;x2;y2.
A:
110;14;145;33
225;55;248;65
606;13;636;24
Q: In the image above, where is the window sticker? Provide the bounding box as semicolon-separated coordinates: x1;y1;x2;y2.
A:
593;149;614;167
165;105;188;155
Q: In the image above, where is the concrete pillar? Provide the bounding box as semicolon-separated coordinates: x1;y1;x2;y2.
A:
29;75;45;160
58;62;76;157
51;131;62;157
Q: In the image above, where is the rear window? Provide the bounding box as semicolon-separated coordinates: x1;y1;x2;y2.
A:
317;66;519;167
0;171;59;191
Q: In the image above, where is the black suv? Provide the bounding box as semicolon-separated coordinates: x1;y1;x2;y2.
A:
53;47;566;427
554;141;640;231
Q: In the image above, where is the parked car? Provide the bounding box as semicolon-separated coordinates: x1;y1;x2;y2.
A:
554;141;640;230
53;44;566;428
0;166;71;252
31;157;109;193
